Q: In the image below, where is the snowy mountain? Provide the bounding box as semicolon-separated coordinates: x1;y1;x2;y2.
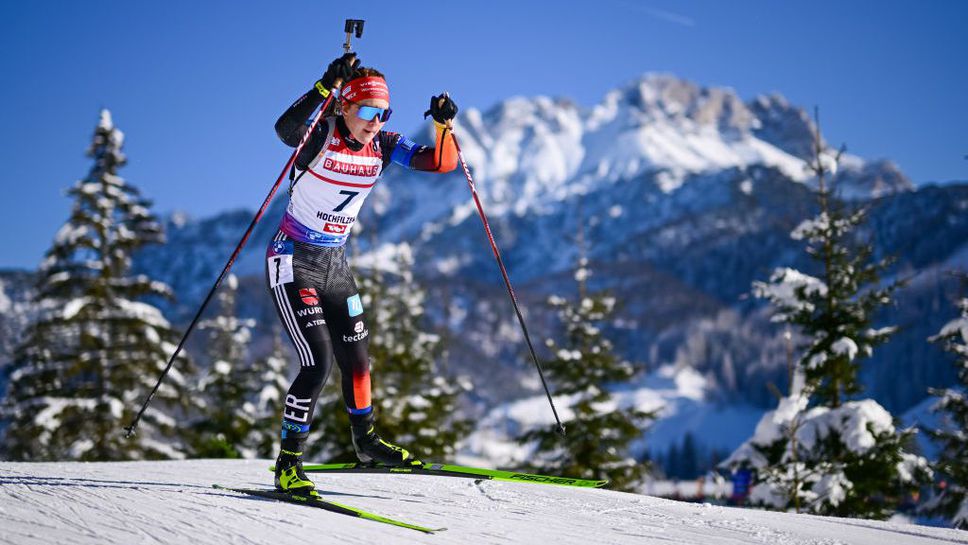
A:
125;75;967;468
3;73;965;476
352;76;926;305
369;74;910;234
2;459;965;544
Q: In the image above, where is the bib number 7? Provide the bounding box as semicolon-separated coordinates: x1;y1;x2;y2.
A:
333;190;360;212
268;254;294;288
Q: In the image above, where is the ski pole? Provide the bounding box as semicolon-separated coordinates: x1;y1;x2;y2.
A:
450;130;567;437
123;19;365;439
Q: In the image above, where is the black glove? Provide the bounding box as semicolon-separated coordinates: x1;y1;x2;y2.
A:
423;93;458;124
316;53;361;95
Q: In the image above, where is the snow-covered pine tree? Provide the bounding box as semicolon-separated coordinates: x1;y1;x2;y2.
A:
190;274;260;458
722;109;930;518
925;291;968;529
249;327;292;458
364;246;471;459
722;374;930;518
519;254;654;492
1;110;193;461
303;377;351;461
298;321;356;461
308;244;471;462
756;149;898;407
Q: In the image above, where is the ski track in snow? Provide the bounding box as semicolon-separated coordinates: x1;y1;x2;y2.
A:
0;460;965;545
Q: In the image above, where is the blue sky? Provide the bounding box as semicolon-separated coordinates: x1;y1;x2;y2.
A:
1;0;965;269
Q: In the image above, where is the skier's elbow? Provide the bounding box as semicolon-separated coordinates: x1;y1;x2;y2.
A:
274;118;301;148
437;155;458;173
431;134;459;173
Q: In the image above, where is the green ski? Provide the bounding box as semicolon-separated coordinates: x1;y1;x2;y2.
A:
212;484;445;534
270;462;609;488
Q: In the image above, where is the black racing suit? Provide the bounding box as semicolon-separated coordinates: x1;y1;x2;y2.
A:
268;85;457;452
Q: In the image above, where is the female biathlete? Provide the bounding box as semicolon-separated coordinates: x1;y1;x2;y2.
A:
267;53;458;495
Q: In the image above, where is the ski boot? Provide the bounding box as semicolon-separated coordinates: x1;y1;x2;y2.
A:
274;449;318;497
350;413;421;467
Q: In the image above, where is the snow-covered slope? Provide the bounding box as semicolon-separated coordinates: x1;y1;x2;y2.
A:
1;460;964;545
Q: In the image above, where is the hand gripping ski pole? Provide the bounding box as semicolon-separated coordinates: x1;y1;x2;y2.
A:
123;19;366;439
450;129;566;437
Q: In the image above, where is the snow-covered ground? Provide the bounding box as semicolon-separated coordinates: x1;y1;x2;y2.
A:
1;460;964;544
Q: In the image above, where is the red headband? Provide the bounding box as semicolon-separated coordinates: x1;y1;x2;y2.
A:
341;76;390;103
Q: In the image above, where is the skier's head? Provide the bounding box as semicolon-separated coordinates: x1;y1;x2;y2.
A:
339;67;391;145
